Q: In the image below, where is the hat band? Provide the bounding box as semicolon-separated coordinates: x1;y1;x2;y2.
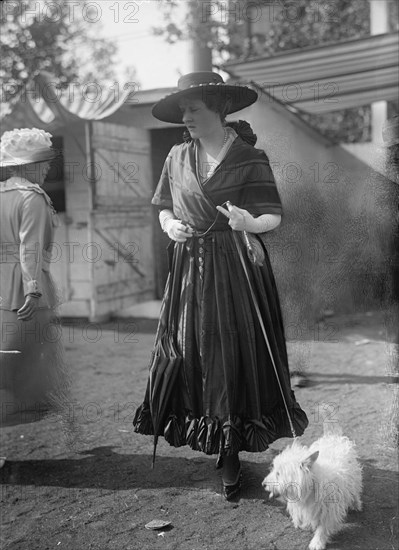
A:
0;148;56;167
186;82;227;88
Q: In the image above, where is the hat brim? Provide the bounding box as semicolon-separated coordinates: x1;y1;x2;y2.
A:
0;149;58;168
152;84;258;123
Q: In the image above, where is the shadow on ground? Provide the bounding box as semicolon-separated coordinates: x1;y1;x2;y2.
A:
1;446;397;504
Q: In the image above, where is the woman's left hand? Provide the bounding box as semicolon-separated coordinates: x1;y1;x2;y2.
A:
216;202;250;231
17;295;39;322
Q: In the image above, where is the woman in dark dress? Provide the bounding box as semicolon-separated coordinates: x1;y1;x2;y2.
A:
133;72;308;499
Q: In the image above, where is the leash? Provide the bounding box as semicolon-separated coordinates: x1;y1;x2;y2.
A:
184;200;230;238
187;202;261;265
232;231;297;439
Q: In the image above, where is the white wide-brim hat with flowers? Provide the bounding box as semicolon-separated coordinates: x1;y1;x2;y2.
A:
0;128;57;167
152;71;258;124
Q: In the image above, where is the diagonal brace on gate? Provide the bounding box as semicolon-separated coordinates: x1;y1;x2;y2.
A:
94;227;145;277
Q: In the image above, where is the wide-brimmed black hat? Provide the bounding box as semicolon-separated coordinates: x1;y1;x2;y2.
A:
152;71;258;124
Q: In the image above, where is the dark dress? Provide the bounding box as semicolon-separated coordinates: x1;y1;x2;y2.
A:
133;136;308;455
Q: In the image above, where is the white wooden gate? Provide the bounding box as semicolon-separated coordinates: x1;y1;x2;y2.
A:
88;121;154;320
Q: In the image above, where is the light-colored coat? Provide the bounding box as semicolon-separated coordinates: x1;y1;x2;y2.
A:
0;176;59;311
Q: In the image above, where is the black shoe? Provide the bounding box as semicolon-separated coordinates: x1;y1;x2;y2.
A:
222;469;242;501
222;455;242;500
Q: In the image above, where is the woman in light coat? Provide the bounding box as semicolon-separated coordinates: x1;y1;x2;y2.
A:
0;128;70;441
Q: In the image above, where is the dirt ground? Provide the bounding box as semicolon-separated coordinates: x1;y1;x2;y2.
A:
1;309;398;550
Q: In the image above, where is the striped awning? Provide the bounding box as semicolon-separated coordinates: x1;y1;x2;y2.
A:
0;71;135;133
223;33;399;113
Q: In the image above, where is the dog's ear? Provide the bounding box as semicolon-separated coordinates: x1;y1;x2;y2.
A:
301;450;319;470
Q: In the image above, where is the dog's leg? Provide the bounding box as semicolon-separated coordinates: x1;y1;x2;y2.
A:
309;526;329;550
351;494;363;512
288;504;302;529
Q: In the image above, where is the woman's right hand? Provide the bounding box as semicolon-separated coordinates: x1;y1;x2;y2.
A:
17;295;40;322
164;219;194;242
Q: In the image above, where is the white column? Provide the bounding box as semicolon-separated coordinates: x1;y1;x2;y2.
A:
187;0;213;72
188;41;213;72
369;0;390;34
369;0;389;143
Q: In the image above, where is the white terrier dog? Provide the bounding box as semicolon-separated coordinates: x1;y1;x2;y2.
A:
262;424;363;550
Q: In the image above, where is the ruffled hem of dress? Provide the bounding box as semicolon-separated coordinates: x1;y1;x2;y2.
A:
133;401;308;455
